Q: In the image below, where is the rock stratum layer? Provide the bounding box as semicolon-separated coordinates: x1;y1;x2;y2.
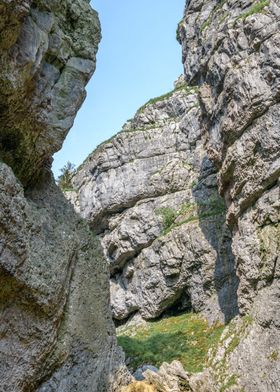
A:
71;0;280;391
0;1;128;391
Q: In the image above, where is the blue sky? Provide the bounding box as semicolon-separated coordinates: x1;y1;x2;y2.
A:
52;0;185;178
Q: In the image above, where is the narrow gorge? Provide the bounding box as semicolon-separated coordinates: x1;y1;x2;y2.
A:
0;0;279;392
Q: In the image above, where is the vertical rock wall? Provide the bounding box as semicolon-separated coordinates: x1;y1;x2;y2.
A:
0;1;128;391
178;0;280;390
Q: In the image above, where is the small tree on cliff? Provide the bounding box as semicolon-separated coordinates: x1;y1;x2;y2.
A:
57;161;76;191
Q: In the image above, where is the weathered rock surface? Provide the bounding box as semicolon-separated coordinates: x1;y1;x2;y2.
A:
71;77;239;325
0;164;128;392
68;0;280;390
0;0;100;187
177;0;280;390
0;1;129;391
143;360;192;392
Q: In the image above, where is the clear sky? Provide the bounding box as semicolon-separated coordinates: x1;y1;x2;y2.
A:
52;0;185;178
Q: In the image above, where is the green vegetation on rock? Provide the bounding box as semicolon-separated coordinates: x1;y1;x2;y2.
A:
268;350;278;361
236;0;270;22
136;84;199;114
220;374;238;392
200;0;228;32
207;315;254;391
155;207;177;231
156;195;226;236
117;312;224;374
57;161;76;191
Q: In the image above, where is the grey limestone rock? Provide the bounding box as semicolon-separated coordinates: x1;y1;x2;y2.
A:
134;365;159;382
143;360;192;392
72;80;239;325
0;1;129;391
0;0;101;187
178;0;280;390
0;163;127;392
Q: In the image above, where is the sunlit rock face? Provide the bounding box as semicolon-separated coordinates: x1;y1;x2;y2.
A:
0;1;129;391
71;77;239;325
177;0;280;390
0;0;100;187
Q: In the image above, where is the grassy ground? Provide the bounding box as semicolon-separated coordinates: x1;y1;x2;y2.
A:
117;312;224;373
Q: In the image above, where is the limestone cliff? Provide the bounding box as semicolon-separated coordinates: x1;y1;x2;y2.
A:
0;1;128;391
70;76;239;325
177;0;280;390
69;0;280;391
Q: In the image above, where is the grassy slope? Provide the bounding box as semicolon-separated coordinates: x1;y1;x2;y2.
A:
118;312;224;373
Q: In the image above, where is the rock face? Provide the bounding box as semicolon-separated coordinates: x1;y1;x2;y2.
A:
69;0;279;390
71;77;239;324
0;1;128;391
0;0;100;187
143;360;192;392
177;0;280;390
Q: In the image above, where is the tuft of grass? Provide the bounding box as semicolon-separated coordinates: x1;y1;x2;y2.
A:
155;207;177;231
236;0;270;22
191;179;198;188
117;312;224;374
136;84;199;114
156;196;226;236
220;374;238;392
200;0;228;32
201;16;212;32
268;350;278;361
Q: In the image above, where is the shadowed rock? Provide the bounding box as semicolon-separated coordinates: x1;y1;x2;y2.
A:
0;1;130;391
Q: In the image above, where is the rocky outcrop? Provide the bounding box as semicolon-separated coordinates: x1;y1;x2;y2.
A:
121;361;192;392
0;1;129;391
71;77;239;324
0;0;100;187
177;0;280;390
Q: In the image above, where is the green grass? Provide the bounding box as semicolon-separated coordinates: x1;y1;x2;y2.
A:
155;207;177;231
268;350;278;361
236;0;270;22
136;84;199;114
220;374;238;392
201;16;212;32
200;0;228;32
156;196;226;236
117;312;225;374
